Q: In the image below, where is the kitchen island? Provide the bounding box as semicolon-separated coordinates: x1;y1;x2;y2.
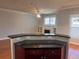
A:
8;34;70;59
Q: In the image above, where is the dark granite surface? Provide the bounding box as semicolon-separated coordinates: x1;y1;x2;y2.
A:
8;33;70;39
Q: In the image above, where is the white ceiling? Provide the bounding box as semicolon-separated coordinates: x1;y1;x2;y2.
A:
0;0;79;14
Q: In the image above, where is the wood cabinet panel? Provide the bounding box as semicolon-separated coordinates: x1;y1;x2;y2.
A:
0;39;11;59
25;48;62;59
15;46;25;59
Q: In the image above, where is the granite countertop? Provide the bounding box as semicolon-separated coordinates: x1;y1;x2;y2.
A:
8;33;70;39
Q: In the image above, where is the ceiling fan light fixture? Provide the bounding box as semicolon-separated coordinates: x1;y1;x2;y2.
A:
37;13;41;18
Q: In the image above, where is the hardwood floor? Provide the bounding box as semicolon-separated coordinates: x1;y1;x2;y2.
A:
68;43;79;59
69;43;79;51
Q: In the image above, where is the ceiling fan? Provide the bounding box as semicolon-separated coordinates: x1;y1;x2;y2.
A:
24;0;41;18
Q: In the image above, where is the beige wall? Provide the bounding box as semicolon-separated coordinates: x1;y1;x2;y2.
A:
56;8;79;35
56;8;79;42
56;10;70;35
0;8;37;38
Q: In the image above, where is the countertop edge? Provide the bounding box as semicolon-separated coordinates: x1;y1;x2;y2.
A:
8;33;70;39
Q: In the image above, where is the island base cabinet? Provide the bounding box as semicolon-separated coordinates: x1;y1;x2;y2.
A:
15;47;64;59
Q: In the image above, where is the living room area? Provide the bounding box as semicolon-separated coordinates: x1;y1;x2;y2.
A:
0;0;79;59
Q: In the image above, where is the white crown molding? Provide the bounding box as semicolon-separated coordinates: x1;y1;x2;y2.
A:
59;4;79;11
0;7;33;15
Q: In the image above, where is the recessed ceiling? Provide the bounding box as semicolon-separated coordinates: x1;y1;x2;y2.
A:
0;0;79;14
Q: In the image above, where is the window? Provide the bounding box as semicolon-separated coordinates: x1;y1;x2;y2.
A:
70;15;79;38
44;16;56;26
71;16;79;27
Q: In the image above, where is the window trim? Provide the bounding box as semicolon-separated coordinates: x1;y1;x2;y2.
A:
70;15;79;27
44;16;56;26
